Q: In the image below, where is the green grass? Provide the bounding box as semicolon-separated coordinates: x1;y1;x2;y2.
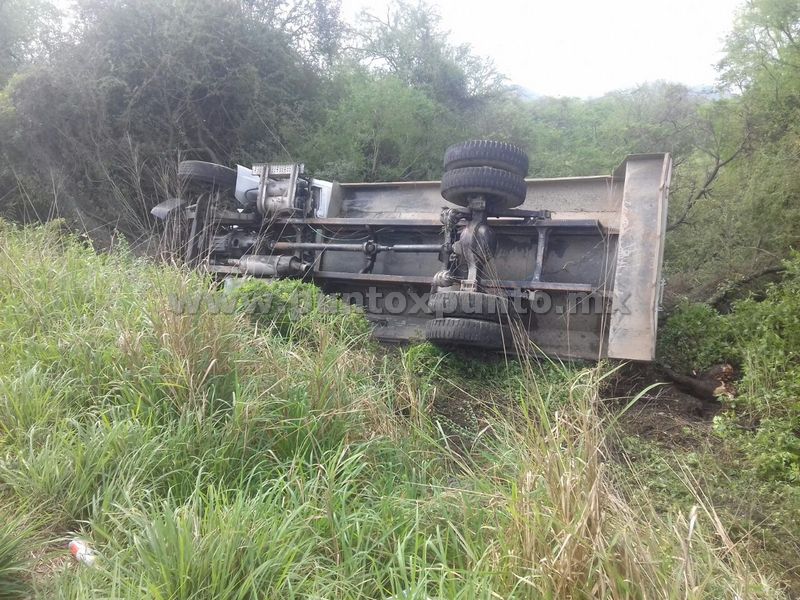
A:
613;430;800;596
0;514;30;600
659;255;800;483
0;221;787;598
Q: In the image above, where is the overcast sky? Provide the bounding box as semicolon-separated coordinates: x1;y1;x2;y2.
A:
340;0;744;97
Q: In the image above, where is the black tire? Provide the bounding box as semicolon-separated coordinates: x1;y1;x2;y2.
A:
428;291;513;323
425;317;513;350
440;166;527;209
178;161;237;191
444;140;529;177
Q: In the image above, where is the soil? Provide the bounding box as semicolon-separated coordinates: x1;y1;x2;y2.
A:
605;362;723;449
429;358;725;451
429;357;800;595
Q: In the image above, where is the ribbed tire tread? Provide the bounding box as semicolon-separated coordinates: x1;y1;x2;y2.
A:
428;291;512;323
440;166;527;209
425;317;512;350
444;140;529;177
178;161;237;191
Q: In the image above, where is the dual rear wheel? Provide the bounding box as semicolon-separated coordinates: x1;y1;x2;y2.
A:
427;140;532;350
425;290;528;351
439;140;529;210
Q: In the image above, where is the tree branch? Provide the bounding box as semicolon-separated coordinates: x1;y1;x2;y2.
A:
706;265;785;309
666;147;744;232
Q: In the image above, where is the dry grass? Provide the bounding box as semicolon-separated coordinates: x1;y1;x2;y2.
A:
0;221;787;598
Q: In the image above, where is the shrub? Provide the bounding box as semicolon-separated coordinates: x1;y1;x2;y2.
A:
713;255;800;482
659;256;800;482
231;278;371;344
657;301;737;373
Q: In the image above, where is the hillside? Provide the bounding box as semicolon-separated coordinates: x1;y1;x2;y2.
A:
3;0;800;596
1;220;796;598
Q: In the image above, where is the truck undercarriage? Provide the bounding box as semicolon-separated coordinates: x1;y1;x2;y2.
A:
153;141;671;361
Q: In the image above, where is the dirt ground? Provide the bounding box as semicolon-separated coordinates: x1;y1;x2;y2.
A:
430;359;724;450
606;364;723;448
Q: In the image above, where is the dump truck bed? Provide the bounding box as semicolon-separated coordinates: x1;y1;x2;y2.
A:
165;150;671;361
314;153;671;360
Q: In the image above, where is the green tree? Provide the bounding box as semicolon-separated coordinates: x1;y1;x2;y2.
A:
0;0;61;85
352;0;504;108
303;71;457;181
2;0;339;232
662;0;800;301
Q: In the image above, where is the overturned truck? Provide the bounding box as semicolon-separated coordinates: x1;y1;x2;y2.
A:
153;142;671;361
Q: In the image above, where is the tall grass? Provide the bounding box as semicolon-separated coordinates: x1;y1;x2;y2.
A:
0;221;785;598
0;515;30;600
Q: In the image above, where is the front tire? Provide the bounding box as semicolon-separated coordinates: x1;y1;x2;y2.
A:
178;161;237;192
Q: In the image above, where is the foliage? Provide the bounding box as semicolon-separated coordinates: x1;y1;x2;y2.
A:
614;431;800;597
662;0;800;299
231;277;371;343
659;255;800;483
302;71;458;181
714;254;800;482
0;222;784;597
0;0;61;85
1;0;331;231
0;516;29;600
352;0;504;107
657;302;737;373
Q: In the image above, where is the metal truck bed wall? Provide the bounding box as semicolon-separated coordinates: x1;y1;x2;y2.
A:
314;154;671;361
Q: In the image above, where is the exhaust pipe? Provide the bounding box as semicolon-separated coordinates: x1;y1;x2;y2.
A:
227;255;309;277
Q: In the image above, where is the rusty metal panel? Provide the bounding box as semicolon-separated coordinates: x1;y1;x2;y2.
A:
607;154;672;361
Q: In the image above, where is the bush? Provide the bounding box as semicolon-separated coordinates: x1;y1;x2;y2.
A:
230;278;372;344
657;301;737;372
660;255;800;482
713;255;800;482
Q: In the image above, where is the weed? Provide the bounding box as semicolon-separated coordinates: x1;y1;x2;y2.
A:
0;515;30;600
0;222;787;598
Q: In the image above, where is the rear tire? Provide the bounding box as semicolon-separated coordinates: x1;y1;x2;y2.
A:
428;291;513;323
440;166;527;209
425;317;514;350
178;161;237;192
444;140;529;177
